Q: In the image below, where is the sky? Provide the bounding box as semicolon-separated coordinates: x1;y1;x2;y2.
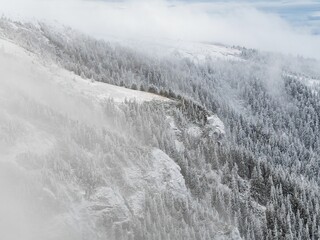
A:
178;0;320;34
250;0;320;35
0;0;320;59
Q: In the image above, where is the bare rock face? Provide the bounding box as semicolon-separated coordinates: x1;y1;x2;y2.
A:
206;115;226;140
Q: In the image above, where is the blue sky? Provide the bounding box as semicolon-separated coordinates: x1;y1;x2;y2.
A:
257;1;320;34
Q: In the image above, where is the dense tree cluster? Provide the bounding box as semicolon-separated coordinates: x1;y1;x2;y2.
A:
1;17;320;239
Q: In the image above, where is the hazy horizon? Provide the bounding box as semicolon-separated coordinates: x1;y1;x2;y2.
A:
1;0;320;59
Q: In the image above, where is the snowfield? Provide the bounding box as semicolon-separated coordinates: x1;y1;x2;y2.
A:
0;37;168;104
56;75;169;103
105;36;242;62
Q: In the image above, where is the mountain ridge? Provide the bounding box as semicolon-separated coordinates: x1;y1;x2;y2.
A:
1;17;320;240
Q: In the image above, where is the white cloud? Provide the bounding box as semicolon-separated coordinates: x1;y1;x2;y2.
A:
0;0;320;59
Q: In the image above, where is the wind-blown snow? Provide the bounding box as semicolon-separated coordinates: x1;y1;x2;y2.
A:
0;37;182;240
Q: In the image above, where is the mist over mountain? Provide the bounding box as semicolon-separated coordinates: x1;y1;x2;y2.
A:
0;1;320;240
1;0;320;59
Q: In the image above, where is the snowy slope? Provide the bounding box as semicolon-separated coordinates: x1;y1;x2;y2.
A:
2;17;320;240
0;37;191;240
0;37;168;104
0;22;242;239
0;35;169;165
285;72;320;90
104;35;242;62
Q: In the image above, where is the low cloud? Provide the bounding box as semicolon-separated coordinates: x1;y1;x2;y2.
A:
0;0;320;59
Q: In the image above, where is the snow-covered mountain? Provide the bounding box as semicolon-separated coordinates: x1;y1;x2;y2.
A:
1;17;320;240
0;19;240;240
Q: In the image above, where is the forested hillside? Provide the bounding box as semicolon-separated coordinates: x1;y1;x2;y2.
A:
1;17;320;239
